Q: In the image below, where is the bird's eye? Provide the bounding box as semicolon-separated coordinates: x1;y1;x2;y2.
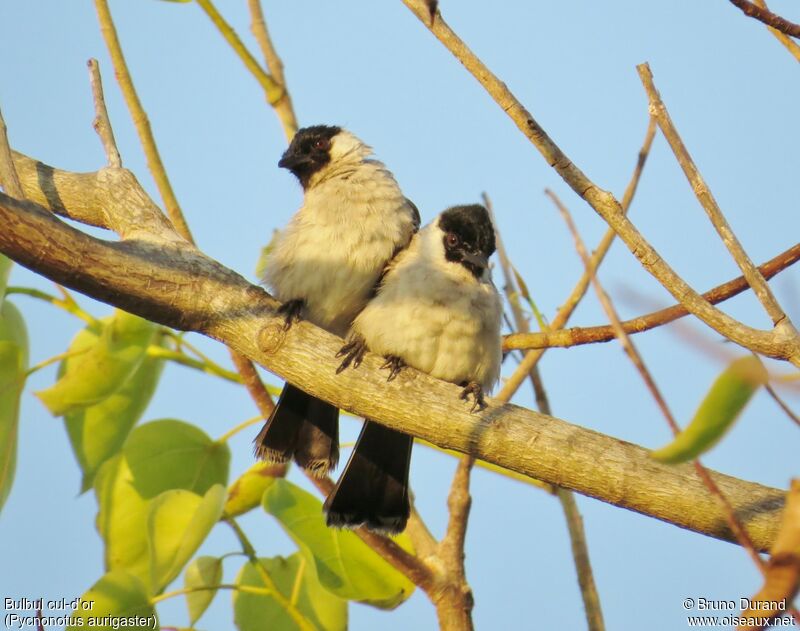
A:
445;233;460;248
313;138;328;150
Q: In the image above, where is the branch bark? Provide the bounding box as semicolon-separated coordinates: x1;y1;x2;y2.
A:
0;153;786;553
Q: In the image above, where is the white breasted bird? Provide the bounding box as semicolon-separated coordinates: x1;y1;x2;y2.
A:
255;125;419;477
326;203;502;533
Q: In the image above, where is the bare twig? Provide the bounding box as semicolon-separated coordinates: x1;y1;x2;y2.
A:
637;63;790;329
727;0;800;38
435;455;475;631
93;0;193;242
765;383;800;428
305;474;437;592
488;195;605;631
247;0;298;141
400;0;800;367
497;118;657;398
504;243;800;351
753;0;800;62
87;59;121;168
551;189;768;572
194;0;284;106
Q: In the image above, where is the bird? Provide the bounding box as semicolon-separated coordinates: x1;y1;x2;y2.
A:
254;125;420;478
325;203;503;533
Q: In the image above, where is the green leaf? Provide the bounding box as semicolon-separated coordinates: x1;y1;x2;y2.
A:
184;556;223;625
0;301;28;515
125;419;230;498
66;337;165;493
68;570;158;631
224;460;282;518
0;255;11;300
37;311;156;416
234;554;347;631
651;356;768;464
148;484;226;594
94;455;152;586
262;479;415;609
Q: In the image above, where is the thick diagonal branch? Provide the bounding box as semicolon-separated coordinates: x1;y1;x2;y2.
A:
0;173;786;552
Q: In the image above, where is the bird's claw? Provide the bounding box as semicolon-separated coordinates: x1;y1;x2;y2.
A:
277;299;305;331
381;355;407;382
336;337;368;373
459;381;486;413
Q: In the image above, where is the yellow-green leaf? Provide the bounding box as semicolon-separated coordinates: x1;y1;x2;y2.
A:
184;556;222;625
37;311;156;416
124;419;230;498
234;554;347;631
224;461;282;518
0;300;28;514
262;479;414;609
66;339;165;493
68;570;158;631
94;455;151;586
148;484;226;594
651;356;768;464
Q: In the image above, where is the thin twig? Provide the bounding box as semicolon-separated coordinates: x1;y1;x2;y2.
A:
638;63;789;328
488;194;604;631
551;189;767;572
87;59;121;168
93;0;283;491
765;384;800;428
727;0;800;38
93;0;193;241
230;350;275;417
225;517;315;631
247;0;298;141
195;0;283;106
753;0;800;62
400;0;800;367
305;474;437;592
496;118;656;399
504;243;800;351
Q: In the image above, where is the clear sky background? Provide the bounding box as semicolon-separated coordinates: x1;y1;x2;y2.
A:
1;1;799;629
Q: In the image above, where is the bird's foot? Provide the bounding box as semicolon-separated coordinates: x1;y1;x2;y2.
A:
381;355;407;382
336;336;368;373
277;298;305;331
459;381;486;413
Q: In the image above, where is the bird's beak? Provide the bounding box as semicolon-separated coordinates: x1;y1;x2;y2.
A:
461;251;489;271
278;148;311;170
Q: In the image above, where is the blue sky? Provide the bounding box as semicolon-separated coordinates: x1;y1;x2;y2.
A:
1;1;798;629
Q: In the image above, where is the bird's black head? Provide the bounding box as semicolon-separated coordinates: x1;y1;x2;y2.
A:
437;204;496;278
279;125;342;189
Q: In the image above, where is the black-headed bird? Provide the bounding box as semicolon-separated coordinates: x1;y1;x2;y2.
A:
255;125;419;477
326;204;502;532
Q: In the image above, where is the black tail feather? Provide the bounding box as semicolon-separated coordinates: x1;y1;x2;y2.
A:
253;383;339;477
324;420;412;534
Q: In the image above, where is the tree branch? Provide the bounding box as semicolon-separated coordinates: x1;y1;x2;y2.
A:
400;0;800;368
503;243;800;351
637;62;790;329
727;0;800;38
752;0;800;62
0;156;787;552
